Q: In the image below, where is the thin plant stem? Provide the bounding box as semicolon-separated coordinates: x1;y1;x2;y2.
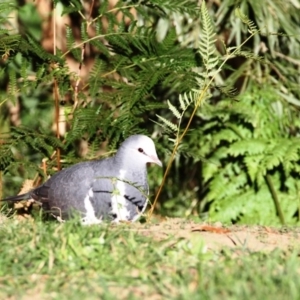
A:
148;30;258;220
265;174;285;225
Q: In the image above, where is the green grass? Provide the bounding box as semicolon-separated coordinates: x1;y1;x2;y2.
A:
0;215;300;300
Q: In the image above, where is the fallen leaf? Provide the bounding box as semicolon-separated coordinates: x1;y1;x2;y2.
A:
191;225;230;234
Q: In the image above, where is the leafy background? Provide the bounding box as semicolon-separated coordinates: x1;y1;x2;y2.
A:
1;0;300;225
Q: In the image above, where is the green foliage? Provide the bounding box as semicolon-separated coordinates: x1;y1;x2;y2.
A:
0;1;20;58
0;127;64;175
157;94;195;135
216;0;300;100
191;87;300;225
199;1;218;75
154;1;300;225
0;0;202;198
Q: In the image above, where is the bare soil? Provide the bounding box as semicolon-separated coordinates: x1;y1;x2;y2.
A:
3;209;300;252
132;218;300;252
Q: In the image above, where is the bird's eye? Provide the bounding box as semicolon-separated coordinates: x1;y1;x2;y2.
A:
138;148;144;153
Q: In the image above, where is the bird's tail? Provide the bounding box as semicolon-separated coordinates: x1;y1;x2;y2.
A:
1;193;31;202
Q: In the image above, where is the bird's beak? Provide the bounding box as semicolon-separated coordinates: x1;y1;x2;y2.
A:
149;155;162;167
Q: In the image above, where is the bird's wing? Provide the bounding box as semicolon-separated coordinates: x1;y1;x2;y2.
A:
31;162;96;217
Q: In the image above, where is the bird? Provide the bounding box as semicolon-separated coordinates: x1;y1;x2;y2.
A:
2;135;162;224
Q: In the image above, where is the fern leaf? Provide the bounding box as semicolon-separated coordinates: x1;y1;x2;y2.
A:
178;94;186;111
215;85;238;99
66;25;81;62
244;154;264;182
167;100;181;119
181;91;194;108
8;68;17;103
199;1;218;72
156;115;178;132
228;139;268;157
0;145;14;171
62;0;81;15
235;50;264;62
98;0;109;15
263;141;290;171
206;172;229;203
202;161;219;183
88;58;107;98
210;129;240;149
235;8;258;34
283;139;300;163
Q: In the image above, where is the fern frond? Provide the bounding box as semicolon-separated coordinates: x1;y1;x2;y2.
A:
8;68;17;103
140;0;199;15
0;145;14;171
235;8;258;34
20;56;29;82
215;85;238;99
244;154;264;182
0;1;16;11
0;33;21;58
206;172;229;203
88;58;108;98
137;102;166;112
184;91;195;107
66;107;102;144
178;94;186;111
202;161;219;183
90;38;110;57
10;127;64;157
284;139;300;163
209;128;240;148
160;27;177;51
156;115;178;132
263;141;290;171
234;50;264;61
66;25;81;61
61;0;81;15
81;22;89;42
24;36;46;59
98;0;109;15
199;1;218;73
167;100;181;119
228;139;268;157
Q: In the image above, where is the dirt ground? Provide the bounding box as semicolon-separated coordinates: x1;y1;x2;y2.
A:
133;218;300;252
2;209;300;252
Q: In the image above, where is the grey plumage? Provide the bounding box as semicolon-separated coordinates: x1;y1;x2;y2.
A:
2;135;162;224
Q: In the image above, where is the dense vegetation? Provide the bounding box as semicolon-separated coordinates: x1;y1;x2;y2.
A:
1;0;300;225
1;1;300;299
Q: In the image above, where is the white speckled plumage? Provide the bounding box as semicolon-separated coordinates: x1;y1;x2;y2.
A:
82;188;102;225
110;169;130;223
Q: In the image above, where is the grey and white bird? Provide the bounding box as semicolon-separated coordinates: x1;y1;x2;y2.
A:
2;135;162;224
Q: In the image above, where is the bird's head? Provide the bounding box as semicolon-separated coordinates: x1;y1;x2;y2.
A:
117;135;162;167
